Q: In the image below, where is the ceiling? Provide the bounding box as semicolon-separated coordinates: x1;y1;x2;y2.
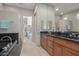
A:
4;3;35;10
4;3;79;16
49;3;79;16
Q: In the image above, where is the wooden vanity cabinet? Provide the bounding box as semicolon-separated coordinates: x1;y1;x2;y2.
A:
40;33;79;56
54;37;79;56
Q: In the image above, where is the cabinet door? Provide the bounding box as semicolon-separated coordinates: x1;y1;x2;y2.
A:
44;36;48;50
53;43;63;56
41;37;45;48
41;35;47;50
47;39;54;55
47;39;53;49
40;35;44;47
43;37;47;50
63;47;79;56
47;46;54;56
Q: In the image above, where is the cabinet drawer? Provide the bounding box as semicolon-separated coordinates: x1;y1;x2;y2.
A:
63;47;79;56
47;46;54;56
54;37;66;45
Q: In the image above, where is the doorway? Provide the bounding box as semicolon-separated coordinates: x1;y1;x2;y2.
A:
23;16;32;41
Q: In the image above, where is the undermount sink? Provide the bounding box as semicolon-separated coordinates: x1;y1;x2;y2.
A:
49;32;79;40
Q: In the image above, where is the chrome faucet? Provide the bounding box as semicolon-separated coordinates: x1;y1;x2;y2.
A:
0;36;13;53
1;36;12;47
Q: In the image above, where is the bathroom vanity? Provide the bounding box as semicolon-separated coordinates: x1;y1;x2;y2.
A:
40;31;79;56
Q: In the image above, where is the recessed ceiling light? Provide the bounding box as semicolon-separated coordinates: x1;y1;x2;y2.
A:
63;17;68;20
55;8;59;11
60;12;64;15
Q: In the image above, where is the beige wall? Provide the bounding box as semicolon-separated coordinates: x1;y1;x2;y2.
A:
0;4;33;39
33;4;55;46
61;10;79;32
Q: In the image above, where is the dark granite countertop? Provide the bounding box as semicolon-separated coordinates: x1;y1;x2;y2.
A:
47;34;79;43
40;31;79;42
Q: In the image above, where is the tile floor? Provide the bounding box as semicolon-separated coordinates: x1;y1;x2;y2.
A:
20;37;49;56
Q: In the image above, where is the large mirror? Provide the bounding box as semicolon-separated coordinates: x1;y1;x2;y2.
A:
41;20;53;31
41;20;47;31
58;20;72;32
56;13;79;33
